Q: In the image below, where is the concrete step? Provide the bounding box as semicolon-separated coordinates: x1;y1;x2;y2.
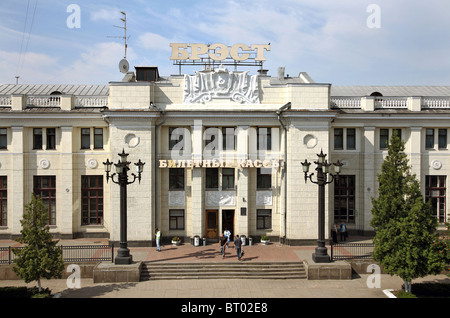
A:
140;262;307;281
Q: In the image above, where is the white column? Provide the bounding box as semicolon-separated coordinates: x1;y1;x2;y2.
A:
10;127;24;236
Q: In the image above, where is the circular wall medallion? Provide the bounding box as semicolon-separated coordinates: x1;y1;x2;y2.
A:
39;159;50;169
124;133;140;148
431;160;442;170
303;134;318;149
87;158;98;169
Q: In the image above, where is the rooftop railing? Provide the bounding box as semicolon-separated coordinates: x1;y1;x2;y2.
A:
331;96;450;110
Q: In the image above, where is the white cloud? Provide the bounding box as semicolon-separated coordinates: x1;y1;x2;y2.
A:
0;50;58;84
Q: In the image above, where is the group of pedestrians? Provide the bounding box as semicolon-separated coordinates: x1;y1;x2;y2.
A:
219;229;244;260
331;221;348;243
156;227;245;261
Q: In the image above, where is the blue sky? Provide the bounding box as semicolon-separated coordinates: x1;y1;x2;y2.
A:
1;0;450;86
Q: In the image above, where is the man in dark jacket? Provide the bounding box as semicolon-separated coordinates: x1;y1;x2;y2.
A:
219;234;227;258
234;235;242;260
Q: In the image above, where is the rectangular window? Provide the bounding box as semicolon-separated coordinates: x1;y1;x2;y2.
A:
393;129;402;140
46;128;56;150
426;129;435;149
222;127;236;151
257;168;272;189
257;209;272;229
257;127;271;151
81;176;103;225
33;176;56;225
222;168;235;190
334;128;343;150
0;176;6;226
169;209;185;230
426;175;446;223
346;128;356;150
438;129;447;149
334;175;355;223
33;128;43;149
0;128;7;149
81;128;91;149
380;129;389;149
206;168;219;189
169;168;185;190
94;128;103;149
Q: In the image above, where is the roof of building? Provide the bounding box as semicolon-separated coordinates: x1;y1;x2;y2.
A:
2;83;450;98
0;84;109;96
330;86;450;97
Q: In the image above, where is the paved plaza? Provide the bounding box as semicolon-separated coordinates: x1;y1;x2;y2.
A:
1;237;449;302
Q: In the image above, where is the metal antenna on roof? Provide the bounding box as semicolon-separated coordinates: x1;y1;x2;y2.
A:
108;11;130;74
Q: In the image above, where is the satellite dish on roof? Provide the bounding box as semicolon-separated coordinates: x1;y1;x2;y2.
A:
119;58;129;73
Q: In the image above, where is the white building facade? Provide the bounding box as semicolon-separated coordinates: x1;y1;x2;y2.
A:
0;63;449;246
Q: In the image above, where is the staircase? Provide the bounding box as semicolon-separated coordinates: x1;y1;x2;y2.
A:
140;262;307;281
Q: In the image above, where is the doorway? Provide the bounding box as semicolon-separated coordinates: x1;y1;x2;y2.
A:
205;210;218;239
222;209;235;239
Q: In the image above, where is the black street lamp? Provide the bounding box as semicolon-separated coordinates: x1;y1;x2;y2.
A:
301;150;343;263
103;149;145;265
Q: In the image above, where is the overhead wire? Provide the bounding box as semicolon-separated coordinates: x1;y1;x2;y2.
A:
16;0;39;83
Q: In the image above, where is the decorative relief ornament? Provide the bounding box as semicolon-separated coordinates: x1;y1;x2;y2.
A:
303;134;318;149
431;159;442;170
183;65;259;104
39;159;50;169
87;159;98;169
124;133;140;148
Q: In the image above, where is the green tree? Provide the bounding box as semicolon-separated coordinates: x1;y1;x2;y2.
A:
371;132;445;292
13;194;64;292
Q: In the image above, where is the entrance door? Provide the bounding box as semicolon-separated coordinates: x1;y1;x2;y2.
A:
222;209;235;239
206;210;218;239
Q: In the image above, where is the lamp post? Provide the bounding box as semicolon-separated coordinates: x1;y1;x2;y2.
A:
103;149;145;265
301;150;343;263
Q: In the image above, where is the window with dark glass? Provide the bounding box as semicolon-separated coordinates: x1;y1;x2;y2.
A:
334;175;355;223
33;176;56;225
257;168;272;189
346;128;356;150
380;129;389;149
33;128;43;149
81;176;103;225
169;168;185;190
46;128;56;150
425;175;446;223
438;129;447;149
94;128;103;149
169;127;184;150
257;209;272;229
81;128;90;149
222;168;235;190
0;176;6;226
425;128;434;149
334;128;343;150
169;209;185;230
206;168;219;189
393;128;402;140
0;128;7;149
257;127;271;151
222;127;236;151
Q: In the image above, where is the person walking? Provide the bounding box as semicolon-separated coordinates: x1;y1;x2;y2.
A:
234;235;243;260
155;228;161;251
219;234;227;258
331;223;339;243
224;229;231;247
339;221;347;241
